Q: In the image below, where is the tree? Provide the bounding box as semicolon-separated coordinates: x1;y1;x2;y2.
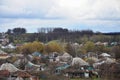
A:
8;35;14;43
6;29;12;34
83;41;95;53
31;41;44;53
45;41;63;53
112;46;120;59
78;47;87;54
53;28;68;33
95;45;110;54
13;27;26;35
64;43;76;57
17;41;44;55
81;30;93;35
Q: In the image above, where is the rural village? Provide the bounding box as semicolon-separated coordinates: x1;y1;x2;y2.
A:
0;28;120;80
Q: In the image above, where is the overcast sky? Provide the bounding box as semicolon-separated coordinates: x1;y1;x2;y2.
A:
0;0;120;33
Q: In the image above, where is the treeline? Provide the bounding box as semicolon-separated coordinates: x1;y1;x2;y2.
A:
2;27;120;43
31;27;94;42
28;27;120;43
103;32;120;35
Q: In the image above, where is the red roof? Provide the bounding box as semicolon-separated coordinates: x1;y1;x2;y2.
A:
0;70;10;77
14;71;31;78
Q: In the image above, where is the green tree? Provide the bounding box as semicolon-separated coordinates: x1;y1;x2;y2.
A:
6;29;12;35
13;27;26;35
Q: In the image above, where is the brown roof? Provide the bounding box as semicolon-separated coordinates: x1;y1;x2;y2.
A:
0;70;10;77
14;71;31;78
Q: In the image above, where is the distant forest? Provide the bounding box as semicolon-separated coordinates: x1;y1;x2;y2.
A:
1;27;120;43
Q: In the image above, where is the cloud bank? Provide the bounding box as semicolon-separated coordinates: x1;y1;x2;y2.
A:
0;0;120;32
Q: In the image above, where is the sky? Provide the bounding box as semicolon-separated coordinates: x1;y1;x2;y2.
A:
0;0;120;33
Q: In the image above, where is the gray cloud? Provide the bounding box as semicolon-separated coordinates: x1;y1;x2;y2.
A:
0;0;120;32
0;0;55;19
0;0;120;20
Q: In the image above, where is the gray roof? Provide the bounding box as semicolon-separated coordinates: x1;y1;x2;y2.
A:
72;57;89;66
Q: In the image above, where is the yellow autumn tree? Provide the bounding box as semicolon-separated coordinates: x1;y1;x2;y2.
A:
84;41;95;53
31;41;44;53
17;41;44;55
45;41;63;53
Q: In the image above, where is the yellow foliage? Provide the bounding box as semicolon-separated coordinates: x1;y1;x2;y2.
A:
84;41;95;52
17;41;44;54
45;41;63;53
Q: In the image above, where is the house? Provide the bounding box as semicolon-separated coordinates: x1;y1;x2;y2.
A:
25;61;41;71
86;57;99;66
99;53;111;58
86;52;98;58
0;50;10;60
0;70;10;80
111;42;118;46
93;57;116;68
32;52;42;57
55;63;70;74
63;65;97;78
64;69;89;78
59;52;73;63
0;62;19;73
71;57;89;66
0;33;9;45
32;52;42;60
7;43;16;49
49;52;59;62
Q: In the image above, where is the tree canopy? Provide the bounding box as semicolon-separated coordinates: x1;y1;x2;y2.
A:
13;27;26;35
45;41;63;53
17;41;44;55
